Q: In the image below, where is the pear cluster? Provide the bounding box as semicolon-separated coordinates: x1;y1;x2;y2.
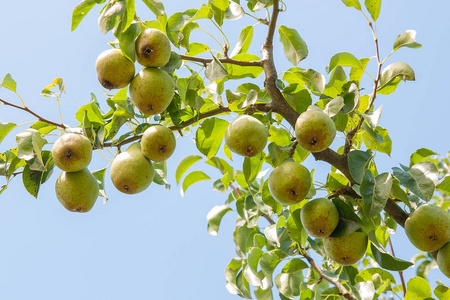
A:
405;204;450;277
95;28;175;116
52;133;99;212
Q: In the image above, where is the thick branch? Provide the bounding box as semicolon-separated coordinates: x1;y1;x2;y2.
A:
179;54;262;67
0;98;67;129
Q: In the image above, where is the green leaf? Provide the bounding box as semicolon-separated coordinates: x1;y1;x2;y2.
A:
179;4;213;32
207;205;232;236
260;252;280;282
22;151;53;198
409;148;436;167
393;30;422;51
166;9;197;48
327;52;362;73
98;0;125;34
41;77;66;98
195;117;228;158
324;96;345;118
341;81;360;114
175;155;203;184
231;25;254;56
210;0;229;26
370;242;413;271
377;62;415;95
185;42;211;56
1;73;17;92
205;54;229;81
254;287;273;300
364;0;381;21
437;175;450;196
348;150;372;184
116;22;139;62
92;167;108;203
243;152;265;184
16;129;47;170
355;267;396;284
0;122;16;143
278;25;308;66
331;198;363;237
341;0;362;10
287;210;307;246
181;170;211;196
362;125;392;156
283;68;325;96
141;0;165;16
123;0;135;32
392;163;436;201
360;172;393;217
405;277;432;300
350;58;370;86
71;0;101;31
282;258;308;273
225;54;263;80
268;126;291;147
434;283;450;300
361;105;382;128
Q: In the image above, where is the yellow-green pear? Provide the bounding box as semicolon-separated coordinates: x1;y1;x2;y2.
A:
405;204;450;252
141;125;176;162
55;168;99;212
295;105;336;152
437;242;450;278
224;115;268;157
110;142;155;194
52;133;92;172
324;231;368;265
95;48;135;90
301;198;340;238
135;28;171;67
129;68;175;115
268;160;311;205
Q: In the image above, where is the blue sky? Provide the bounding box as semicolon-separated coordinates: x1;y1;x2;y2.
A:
0;0;448;299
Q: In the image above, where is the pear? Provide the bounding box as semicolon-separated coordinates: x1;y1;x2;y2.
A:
405;204;450;252
437;242;450;278
301;198;339;238
52;133;92;172
55;168;99;212
141;125;176;162
224;115;268;157
295;105;336;152
110;142;155;194
324;231;368;265
129;68;175;115
95;48;135;90
268;160;311;205
135;28;172;68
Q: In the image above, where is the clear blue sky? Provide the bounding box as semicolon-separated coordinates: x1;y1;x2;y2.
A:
0;0;448;299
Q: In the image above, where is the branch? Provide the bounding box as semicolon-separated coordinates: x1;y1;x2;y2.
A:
303;253;357;300
179;54;262;67
0;98;67;129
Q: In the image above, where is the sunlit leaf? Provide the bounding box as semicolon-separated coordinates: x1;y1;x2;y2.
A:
409;148;436;167
405;277;432;300
175;155;203;184
92;167;108;203
370;242;413;271
207;204;232;236
41;78;65;98
1;73;17;92
205;54;229;81
71;0;103;31
341;0;362;10
360;171;393;217
348;150;372;184
231;25;254;57
437;175;450;196
327;52;362;73
0;122;16;143
279;25;308;66
181;170;211;196
377;62;415;95
393;30;422;51
141;0;165;16
364;0;381;21
196;117;228;158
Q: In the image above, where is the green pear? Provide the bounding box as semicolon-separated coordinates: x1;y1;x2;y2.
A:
95;48;135;90
52;133;92;172
301;198;339;238
405;204;450;252
141;125;176;162
135;28;172;68
324;231;368;265
110;142;155;194
129;67;175;115
224;115;268;157
437;242;450;278
55;168;99;212
268;160;311;205
294;105;336;152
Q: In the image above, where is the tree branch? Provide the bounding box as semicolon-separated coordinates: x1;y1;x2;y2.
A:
0;98;67;129
179;54;262;67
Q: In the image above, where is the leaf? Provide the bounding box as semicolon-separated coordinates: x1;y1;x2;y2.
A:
405;277;432;300
1;73;17;92
392;163;436;201
283;68;325;96
179;4;213;32
341;0;362;10
377;62;415;95
409;148;436;167
41;78;65;98
434;283;450;300
278;25;308;66
348;150;372;184
207;205;232;236
210;0;229;26
355;267;396;284
0;122;16;143
115;22;139;62
141;0;165;16
175;155;203;184
364;0;381;22
360;172;393;217
327;52;362;73
166;9;197;48
225;2;244;20
286;209;307;246
330;198;363;237
393;30;422;51
71;0;100;31
231;25;254;57
16;129;47;170
92;167;108;203
437;175;450;196
254;287;273;300
195;117;228;158
205;54;229;81
243;152;265;184
324;96;344;118
181;170;211;196
22;151;53;198
268;126;291;147
361;105;382;128
98;0;125;34
225;54;263;80
370;242;413;271
341;81;360;114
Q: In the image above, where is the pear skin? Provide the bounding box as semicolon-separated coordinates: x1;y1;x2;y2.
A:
110;142;155;194
52;133;92;172
224;115;268;157
301;198;339;238
55;168;99;212
135;28;171;67
324;231;368;265
437;242;450;278
141;125;176;162
95;49;135;90
405;204;450;252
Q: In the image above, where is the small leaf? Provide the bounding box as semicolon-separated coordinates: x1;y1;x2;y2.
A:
393;30;422;51
361;105;382;128
92;167;108;203
175;155;202;184
283;68;325;96
207;204;232;236
205;54;229;81
392;163;436;201
231;25;254;57
41;78;65;98
98;1;124;34
181;170;211;196
364;0;382;22
0;122;16;143
328;52;362;73
434;283;450;300
141;0;165;16
341;0;362;10
243;152;265;184
324;96;345;118
341;81;360;114
71;0;100;31
195;117;229;158
278;25;308;66
1;73;17;92
377;62;415;95
405;277;432;300
437;175;450;196
409;148;436;167
360;172;393;217
370;242;413;271
348;150;372;184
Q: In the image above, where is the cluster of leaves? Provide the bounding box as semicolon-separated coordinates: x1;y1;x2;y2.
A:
0;0;449;299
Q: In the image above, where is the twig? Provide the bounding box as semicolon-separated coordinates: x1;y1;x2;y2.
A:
179;54;262;67
0;98;67;129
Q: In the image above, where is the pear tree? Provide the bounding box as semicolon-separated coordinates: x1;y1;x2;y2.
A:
0;0;450;299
